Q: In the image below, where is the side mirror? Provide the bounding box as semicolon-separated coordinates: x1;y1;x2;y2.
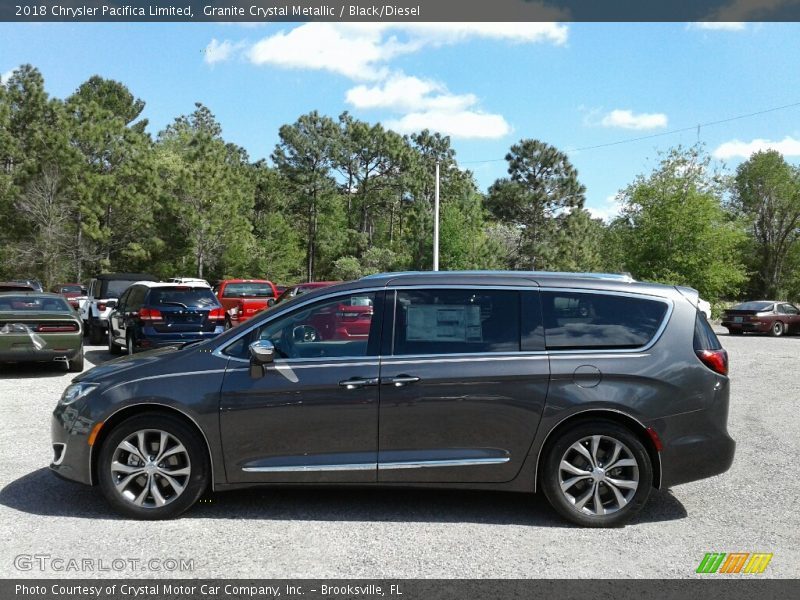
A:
248;340;274;378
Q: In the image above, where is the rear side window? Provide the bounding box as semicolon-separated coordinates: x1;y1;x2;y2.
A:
103;280;135;298
393;289;519;355
694;312;722;351
148;287;219;308
542;291;668;350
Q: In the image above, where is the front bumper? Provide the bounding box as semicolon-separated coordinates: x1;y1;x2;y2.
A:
49;407;94;486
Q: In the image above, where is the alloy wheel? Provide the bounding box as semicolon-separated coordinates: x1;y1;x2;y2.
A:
557;435;639;516
109;429;191;509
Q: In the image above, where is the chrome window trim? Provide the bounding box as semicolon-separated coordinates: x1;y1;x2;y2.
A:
211;286;386;363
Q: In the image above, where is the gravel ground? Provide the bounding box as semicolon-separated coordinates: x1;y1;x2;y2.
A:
0;330;798;579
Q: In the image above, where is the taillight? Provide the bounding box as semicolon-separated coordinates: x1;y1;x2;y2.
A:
208;308;226;321
139;308;163;321
696;349;728;376
36;322;79;333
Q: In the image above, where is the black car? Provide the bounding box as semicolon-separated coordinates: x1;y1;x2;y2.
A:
51;271;735;527
107;282;226;354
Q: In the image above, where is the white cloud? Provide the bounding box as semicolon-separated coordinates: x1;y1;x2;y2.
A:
713;136;800;159
600;109;668;130
587;195;624;222
204;39;244;65
687;22;747;31
346;74;476;112
386;110;511;140
245;22;568;81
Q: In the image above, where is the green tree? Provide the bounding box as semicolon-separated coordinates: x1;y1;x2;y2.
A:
611;146;747;299
157;103;254;279
730;150;800;299
486;139;586;269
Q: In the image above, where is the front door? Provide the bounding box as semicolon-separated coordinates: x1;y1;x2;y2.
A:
378;288;549;483
219;290;384;483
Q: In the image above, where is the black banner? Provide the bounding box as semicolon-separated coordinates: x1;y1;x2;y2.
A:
3;0;800;23
3;580;800;600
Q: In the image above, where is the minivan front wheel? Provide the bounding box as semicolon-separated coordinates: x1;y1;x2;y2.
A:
542;421;652;527
97;415;209;519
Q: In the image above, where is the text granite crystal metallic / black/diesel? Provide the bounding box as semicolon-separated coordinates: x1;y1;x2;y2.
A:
50;271;735;526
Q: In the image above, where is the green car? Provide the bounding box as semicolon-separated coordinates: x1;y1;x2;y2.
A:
0;292;84;372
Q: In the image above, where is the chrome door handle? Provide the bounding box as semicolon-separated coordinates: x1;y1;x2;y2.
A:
386;375;420;387
339;377;379;390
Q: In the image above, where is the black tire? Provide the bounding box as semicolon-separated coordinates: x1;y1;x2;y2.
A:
108;328;123;355
126;333;136;355
769;321;785;337
728;329;743;335
88;317;104;345
541;420;653;527
224;317;232;330
67;346;84;372
97;413;209;520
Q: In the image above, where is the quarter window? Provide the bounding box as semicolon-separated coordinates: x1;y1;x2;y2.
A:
392;289;520;355
541;291;668;350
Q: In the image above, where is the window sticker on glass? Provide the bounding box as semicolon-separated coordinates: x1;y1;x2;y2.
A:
406;304;483;342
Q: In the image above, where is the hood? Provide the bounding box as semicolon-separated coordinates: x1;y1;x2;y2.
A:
73;344;188;384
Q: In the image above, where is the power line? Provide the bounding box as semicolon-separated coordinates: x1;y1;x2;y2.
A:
460;100;800;164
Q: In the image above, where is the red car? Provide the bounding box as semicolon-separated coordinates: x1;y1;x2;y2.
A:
275;281;341;304
307;294;374;340
51;283;84;310
722;300;800;337
216;279;279;327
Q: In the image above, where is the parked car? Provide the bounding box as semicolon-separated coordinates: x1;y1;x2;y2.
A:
721;300;800;336
82;273;158;344
0;292;83;371
168;277;211;287
51;271;734;526
216;279;279;328
275;281;341;303
11;278;43;292
274;284;287;296
107;282;226;355
0;281;34;292
51;283;85;310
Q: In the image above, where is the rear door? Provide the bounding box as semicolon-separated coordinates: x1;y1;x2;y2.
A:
377;287;549;483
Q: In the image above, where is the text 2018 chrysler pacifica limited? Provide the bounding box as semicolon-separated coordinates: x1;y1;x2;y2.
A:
50;271;735;527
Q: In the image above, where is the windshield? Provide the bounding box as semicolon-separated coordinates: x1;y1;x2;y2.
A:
222;282;274;298
732;301;774;312
0;295;71;312
149;287;219;308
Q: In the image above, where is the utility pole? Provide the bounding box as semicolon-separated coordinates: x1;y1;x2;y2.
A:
433;160;440;271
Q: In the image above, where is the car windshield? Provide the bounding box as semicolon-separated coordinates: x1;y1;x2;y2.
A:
149;287;219;308
0;295;71;312
733;301;774;312
222;283;274;297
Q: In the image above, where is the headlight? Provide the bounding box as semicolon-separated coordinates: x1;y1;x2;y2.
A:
60;382;99;406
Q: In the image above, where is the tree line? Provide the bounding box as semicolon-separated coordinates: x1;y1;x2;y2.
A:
2;64;799;304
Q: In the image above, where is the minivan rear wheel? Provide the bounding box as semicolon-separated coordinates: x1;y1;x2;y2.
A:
97;414;209;519
541;421;652;527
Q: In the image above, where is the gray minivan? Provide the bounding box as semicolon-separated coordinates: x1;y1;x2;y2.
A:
51;271;734;526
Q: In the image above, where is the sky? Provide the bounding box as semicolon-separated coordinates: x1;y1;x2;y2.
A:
2;21;800;220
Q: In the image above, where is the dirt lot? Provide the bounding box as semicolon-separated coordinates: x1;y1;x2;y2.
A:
0;330;798;578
